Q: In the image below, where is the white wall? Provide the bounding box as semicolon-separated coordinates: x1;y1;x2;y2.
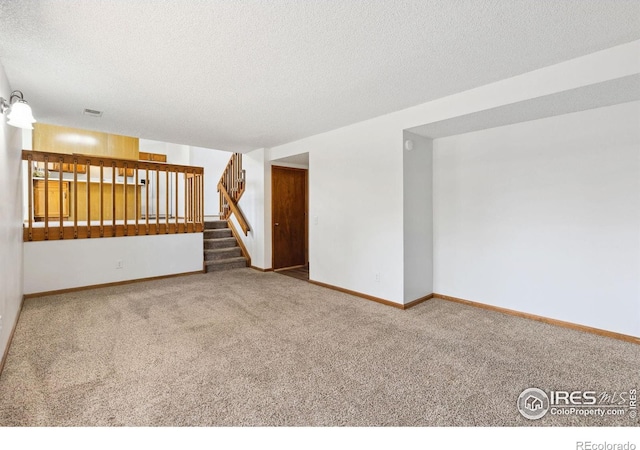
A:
273;124;406;303
264;41;639;309
189;146;232;216
139;139;233;218
0;63;24;361
139;139;189;218
433;101;640;337
403;131;433;303
24;233;203;294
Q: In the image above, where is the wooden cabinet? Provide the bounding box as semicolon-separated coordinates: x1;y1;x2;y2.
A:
33;124;106;155
33;123;139;160
48;162;87;174
107;134;139;160
138;152;167;162
71;182;140;221
34;181;69;221
118;151;167;176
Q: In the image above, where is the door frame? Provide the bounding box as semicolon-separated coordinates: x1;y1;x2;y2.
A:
271;165;308;270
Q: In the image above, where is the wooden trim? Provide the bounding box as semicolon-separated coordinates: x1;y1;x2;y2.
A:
274;264;308;272
309;279;405;309
251;266;274;272
404;294;434;309
23;150;200;174
227;219;251;267
308;280;433;310
433;294;640;345
218;182;250;235
0;296;25;377
23;222;201;241
23;270;205;299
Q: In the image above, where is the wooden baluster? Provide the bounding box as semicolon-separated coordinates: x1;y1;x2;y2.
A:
183;170;188;232
73;157;78;239
191;171;196;228
27;154;33;241
99;161;104;237
235;154;239;201
186;171;191;225
219;188;223;218
59;158;64;238
112;163;116;236
198;175;204;227
195;173;199;225
200;173;205;229
196;172;199;224
165;168;169;233
227;159;234;200
44;155;49;240
145;165;149;235
174;170;179;231
124;163;128;236
231;154;238;200
155;166;160;234
135;164;139;236
86;159;91;238
239;153;244;194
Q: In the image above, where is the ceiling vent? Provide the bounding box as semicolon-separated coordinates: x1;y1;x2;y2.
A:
83;108;103;117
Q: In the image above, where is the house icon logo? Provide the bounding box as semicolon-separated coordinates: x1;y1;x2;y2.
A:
518;388;550;420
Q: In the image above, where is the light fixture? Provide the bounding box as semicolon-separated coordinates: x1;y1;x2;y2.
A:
0;90;36;129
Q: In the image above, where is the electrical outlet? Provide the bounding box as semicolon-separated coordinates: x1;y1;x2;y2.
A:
375;272;381;282
116;260;124;269
314;216;319;225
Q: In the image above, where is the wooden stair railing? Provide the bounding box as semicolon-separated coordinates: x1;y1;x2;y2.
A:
218;153;250;236
22;150;204;241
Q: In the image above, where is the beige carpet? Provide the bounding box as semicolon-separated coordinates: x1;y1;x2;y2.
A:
0;268;638;426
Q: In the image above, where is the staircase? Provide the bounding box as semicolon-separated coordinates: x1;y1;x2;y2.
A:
204;220;248;271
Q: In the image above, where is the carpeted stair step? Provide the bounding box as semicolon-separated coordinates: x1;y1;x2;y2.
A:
204;237;238;249
204;228;233;239
204;220;228;230
205;256;248;271
204;247;242;261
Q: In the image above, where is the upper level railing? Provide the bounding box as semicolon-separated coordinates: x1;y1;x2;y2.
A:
218;153;250;235
22;150;204;242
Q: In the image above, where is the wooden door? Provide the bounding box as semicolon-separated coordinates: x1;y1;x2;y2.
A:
272;166;307;270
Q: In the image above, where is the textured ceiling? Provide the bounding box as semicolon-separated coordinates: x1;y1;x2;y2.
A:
1;1;639;152
408;75;640;139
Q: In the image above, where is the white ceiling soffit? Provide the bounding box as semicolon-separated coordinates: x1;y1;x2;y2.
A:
407;74;640;139
0;1;639;152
